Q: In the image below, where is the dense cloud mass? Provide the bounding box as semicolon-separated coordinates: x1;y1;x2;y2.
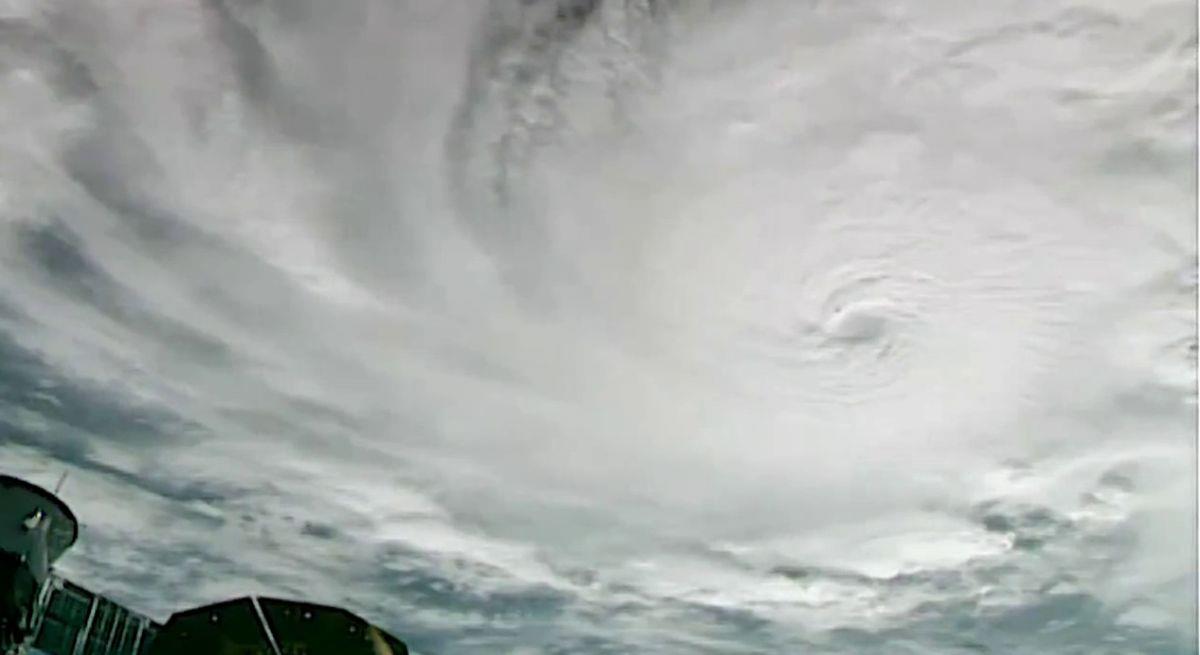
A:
0;0;1196;653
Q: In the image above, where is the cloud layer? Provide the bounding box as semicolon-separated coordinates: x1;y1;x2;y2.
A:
0;1;1195;652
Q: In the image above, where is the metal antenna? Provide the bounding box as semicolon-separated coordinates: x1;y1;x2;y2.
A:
250;596;283;655
53;471;68;495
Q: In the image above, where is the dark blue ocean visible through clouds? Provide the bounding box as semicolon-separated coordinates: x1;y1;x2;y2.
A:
0;1;1196;653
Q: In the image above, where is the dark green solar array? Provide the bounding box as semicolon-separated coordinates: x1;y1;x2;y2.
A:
29;577;158;655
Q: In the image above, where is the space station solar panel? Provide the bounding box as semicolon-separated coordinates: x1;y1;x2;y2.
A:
29;576;159;655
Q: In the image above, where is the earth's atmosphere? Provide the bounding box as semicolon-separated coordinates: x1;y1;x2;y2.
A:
0;1;1196;653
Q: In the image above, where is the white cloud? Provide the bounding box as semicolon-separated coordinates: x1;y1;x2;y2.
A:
0;0;1194;652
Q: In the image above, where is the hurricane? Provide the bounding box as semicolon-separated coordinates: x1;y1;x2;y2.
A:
0;1;1195;653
